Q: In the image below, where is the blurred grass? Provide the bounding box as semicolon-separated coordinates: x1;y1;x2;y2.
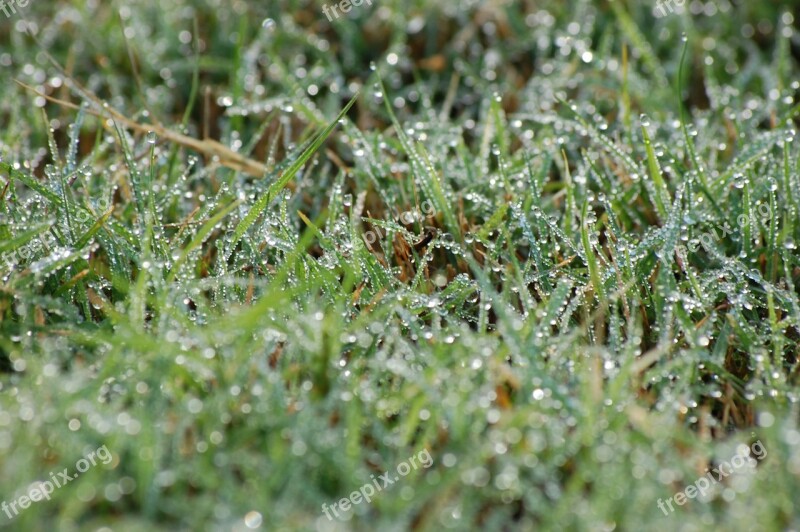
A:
1;0;800;530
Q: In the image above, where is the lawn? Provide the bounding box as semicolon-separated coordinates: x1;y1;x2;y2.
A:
1;0;799;530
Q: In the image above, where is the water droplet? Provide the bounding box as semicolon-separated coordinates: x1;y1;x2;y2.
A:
244;511;263;528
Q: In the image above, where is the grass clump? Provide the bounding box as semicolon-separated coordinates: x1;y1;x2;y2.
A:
1;1;799;530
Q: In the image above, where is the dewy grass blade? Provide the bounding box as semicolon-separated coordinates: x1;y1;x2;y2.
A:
377;75;461;240
74;207;115;249
608;1;669;90
581;200;605;303
676;37;723;218
167;199;242;283
0;222;52;256
641;123;668;220
228;93;358;255
0;162;61;204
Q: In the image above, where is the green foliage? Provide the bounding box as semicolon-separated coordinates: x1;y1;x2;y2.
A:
0;1;799;530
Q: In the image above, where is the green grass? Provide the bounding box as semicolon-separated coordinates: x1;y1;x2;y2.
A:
1;1;800;530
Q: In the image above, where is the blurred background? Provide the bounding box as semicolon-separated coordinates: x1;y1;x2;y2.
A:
1;1;800;531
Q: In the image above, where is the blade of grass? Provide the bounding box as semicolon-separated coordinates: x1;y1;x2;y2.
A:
167;199;242;283
226;93;358;255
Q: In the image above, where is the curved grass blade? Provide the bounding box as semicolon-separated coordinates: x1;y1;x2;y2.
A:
167;199;242;283
228;94;358;254
74;207;115;249
0;222;52;257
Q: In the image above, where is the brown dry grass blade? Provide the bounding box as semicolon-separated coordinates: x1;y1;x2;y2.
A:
14;79;282;185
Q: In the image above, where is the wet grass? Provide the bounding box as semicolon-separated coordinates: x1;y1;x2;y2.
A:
1;1;800;530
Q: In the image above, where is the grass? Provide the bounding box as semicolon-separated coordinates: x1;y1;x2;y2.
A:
1;0;799;530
